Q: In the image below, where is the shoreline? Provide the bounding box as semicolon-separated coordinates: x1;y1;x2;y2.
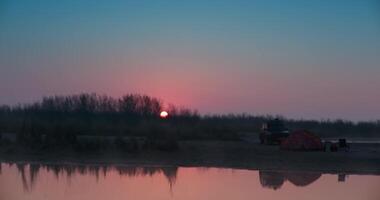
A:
1;140;379;175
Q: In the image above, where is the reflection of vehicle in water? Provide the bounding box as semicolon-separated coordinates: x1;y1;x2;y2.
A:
259;171;285;190
260;119;289;144
259;170;322;189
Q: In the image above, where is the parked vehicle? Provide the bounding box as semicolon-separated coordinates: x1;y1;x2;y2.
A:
260;119;289;145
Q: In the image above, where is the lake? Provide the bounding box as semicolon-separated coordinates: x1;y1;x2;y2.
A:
0;162;379;200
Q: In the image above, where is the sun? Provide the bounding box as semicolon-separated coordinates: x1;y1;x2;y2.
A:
160;111;169;118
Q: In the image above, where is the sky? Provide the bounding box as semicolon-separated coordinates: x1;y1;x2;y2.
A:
0;0;379;121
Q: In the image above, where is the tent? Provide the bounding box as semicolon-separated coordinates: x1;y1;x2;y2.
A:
280;130;323;151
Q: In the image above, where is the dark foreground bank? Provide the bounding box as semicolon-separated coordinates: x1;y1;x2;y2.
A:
1;140;379;174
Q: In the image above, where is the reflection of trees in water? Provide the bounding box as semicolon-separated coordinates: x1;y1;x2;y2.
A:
162;167;178;190
259;170;322;190
2;162;177;192
16;163;30;192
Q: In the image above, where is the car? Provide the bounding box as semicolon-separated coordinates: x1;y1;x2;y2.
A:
260;119;289;145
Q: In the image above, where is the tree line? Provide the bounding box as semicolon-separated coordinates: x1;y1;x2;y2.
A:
0;93;379;152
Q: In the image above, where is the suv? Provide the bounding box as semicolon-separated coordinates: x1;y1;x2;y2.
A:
260;119;289;145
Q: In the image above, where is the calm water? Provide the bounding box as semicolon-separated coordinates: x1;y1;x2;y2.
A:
0;163;379;200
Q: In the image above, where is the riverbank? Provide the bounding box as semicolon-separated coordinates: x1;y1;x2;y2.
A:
1;140;379;174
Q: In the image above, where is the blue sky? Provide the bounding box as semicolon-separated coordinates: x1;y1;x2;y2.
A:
0;0;379;121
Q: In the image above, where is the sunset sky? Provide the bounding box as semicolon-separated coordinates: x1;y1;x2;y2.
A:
0;0;379;121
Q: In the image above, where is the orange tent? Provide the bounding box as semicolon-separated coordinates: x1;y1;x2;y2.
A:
281;130;323;151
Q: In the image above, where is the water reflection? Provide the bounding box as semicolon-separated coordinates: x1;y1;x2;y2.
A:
0;162;355;192
338;174;347;182
259;171;286;190
0;162;379;200
259;170;323;189
3;162;177;192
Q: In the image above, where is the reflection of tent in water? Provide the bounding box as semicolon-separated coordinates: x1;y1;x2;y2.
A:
284;172;321;187
259;170;321;190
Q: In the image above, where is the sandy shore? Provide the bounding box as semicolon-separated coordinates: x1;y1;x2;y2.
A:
0;140;379;174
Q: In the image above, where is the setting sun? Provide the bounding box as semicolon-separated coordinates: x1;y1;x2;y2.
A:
160;111;169;118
